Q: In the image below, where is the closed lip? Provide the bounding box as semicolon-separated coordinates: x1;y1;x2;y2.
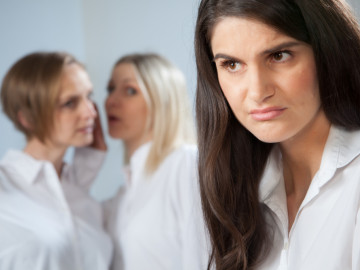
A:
250;106;286;121
78;124;94;133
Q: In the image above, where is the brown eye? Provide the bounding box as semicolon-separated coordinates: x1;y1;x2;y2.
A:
229;61;237;70
271;51;291;63
273;52;284;61
220;60;242;72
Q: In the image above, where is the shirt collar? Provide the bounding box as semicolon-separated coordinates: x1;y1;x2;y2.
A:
316;125;360;187
0;150;48;185
259;125;360;202
130;142;152;167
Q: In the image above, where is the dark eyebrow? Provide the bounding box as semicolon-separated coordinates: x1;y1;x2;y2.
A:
213;54;240;62
262;41;302;55
213;41;303;62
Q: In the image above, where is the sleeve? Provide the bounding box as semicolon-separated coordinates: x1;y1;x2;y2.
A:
101;190;125;270
181;180;211;270
0;168;9;191
101;185;126;233
102;195;117;233
353;207;360;269
62;147;106;190
171;146;211;270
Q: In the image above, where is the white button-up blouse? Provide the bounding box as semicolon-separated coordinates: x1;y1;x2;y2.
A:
0;148;112;270
256;125;360;270
104;143;209;270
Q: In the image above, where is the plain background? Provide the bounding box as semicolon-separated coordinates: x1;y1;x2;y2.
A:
0;0;359;201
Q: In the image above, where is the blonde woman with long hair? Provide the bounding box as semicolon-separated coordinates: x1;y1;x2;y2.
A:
104;53;207;270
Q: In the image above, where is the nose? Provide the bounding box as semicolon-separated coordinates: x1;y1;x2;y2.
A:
83;99;97;119
105;90;122;109
246;65;275;103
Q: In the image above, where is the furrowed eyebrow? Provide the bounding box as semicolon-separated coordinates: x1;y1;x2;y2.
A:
213;54;240;62
213;41;303;62
261;41;302;55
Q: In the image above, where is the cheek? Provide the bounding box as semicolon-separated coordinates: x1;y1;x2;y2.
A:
218;75;246;113
56;113;76;129
283;67;320;106
126;103;148;125
105;96;111;109
138;106;149;125
219;74;233;101
53;114;63;130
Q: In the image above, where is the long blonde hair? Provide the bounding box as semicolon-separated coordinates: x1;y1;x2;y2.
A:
115;53;196;173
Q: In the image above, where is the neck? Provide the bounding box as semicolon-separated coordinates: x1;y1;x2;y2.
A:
280;110;331;195
124;133;152;161
279;110;331;231
24;137;67;177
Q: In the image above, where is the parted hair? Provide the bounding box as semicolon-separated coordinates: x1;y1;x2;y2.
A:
195;0;360;269
1;52;81;141
114;53;196;174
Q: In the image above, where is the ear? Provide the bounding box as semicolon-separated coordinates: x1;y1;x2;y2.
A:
17;110;32;130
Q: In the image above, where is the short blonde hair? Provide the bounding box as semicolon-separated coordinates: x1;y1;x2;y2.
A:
115;53;196;173
1;52;80;141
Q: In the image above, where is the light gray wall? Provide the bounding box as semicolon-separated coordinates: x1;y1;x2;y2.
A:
349;0;360;16
0;1;86;168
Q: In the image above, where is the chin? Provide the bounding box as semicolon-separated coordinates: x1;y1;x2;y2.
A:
108;130;124;139
244;121;295;144
250;129;289;144
75;136;94;147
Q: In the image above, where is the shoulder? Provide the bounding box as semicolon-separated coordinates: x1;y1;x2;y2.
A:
160;144;199;187
167;144;198;162
333;126;360;168
0;167;12;192
0;150;25;191
159;144;198;174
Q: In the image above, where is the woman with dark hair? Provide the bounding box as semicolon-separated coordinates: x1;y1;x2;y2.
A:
195;0;360;269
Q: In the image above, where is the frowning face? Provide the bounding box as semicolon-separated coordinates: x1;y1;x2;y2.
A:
211;17;327;144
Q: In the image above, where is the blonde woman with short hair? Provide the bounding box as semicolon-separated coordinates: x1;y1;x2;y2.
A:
0;52;112;270
104;53;207;270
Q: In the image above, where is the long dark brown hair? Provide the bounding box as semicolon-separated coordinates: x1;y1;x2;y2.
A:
194;0;360;269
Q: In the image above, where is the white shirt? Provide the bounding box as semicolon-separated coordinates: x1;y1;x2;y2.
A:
0;148;113;270
104;143;209;270
256;125;360;270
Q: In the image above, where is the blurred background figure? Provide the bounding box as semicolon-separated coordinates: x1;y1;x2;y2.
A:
104;53;207;270
0;52;112;270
